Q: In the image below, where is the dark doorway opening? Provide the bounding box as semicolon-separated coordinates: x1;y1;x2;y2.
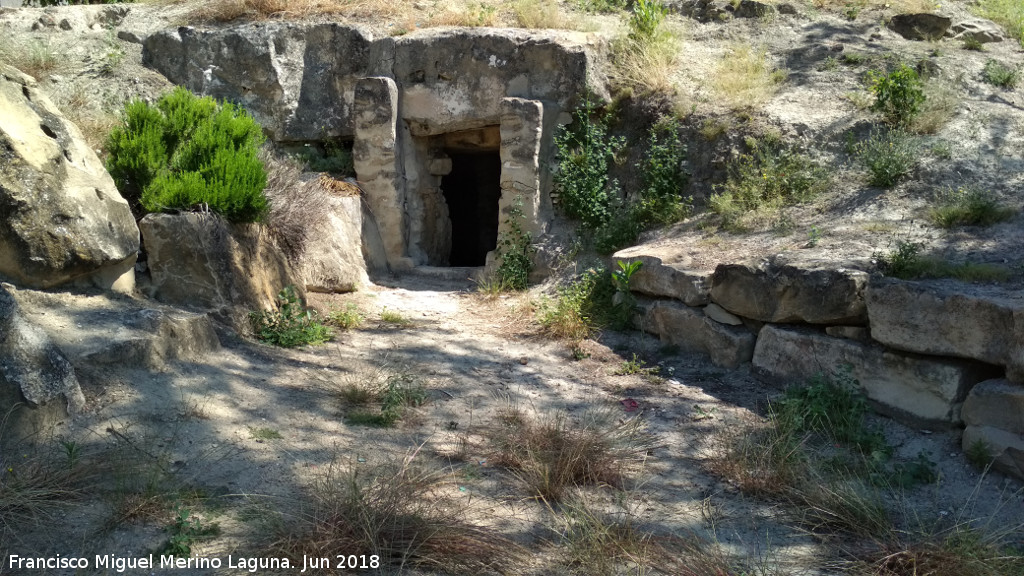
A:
441;151;501;266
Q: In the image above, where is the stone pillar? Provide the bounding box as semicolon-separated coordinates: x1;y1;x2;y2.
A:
498;98;545;240
353;77;412;270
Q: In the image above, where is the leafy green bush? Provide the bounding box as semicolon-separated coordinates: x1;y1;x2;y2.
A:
710;135;829;226
250;286;332;347
850;128;918;187
553;100;625;230
981;59;1019;88
106;87;268;223
295;140;355;175
868;64;925;127
930;187;1016;228
777;372;889;458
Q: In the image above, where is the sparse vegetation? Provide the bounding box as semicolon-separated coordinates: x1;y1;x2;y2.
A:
248;427;283;441
328;303;365;330
379;307;414;328
965;439;994;470
494;195;534;291
250;286;333;347
930;187;1016;228
106;87;268;222
981;59;1020;88
710;134;830;229
157;505;220;557
270;455;524;573
711;43;786;110
512;0;569;28
911;79;959;134
874;241;1011;282
0;37;60;80
850;128;918;187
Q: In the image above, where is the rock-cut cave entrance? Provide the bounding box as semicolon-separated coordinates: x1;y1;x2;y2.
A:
440;150;501;267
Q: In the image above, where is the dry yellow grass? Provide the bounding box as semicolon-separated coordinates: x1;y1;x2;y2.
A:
512;0;571;29
709;43;785;110
811;0;938;12
609;31;682;95
183;0;419;23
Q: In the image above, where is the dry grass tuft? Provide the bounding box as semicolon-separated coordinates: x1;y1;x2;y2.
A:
486;407;654;502
610;30;683;96
707;414;807;497
558;498;741;575
261;149;337;264
858;524;1024;576
512;0;572;29
0;450;89;532
51;83;119;153
710;43;785;110
0;37;61;81
270;451;523;574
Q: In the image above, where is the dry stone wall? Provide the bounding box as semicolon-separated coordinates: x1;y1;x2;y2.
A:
616;246;1024;479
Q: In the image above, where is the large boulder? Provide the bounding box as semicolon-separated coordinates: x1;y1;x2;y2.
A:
0;284;84;439
752;325;999;428
139;213;301;319
613;245;712;306
866;279;1024;383
295;180;369;293
640;300;756;369
710;256;870;324
0;64;138;292
962;379;1024;479
889;13;952;41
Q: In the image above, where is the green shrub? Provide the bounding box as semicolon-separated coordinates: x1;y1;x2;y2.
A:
981;59;1019;88
106;87;268;223
295;140;355;175
777;372;889;458
328;304;364;330
495;196;534;291
867;64;926;127
930;187;1016;228
710;135;829;225
553;100;625;229
628;0;667;44
250;286;332;347
851;128;918;187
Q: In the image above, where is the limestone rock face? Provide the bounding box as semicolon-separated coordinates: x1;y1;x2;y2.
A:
82;309;221;369
613;246;712;306
710;257;869;324
139;213;300;315
297;191;369;293
0;64;138;291
752;325;999;427
866;279;1024;383
889;13;952;41
144;24;606;141
962;379;1024;479
950;18;1005;44
641;300;755;369
0;284;84;438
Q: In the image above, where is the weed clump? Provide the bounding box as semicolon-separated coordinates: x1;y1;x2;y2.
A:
710;135;829;229
250;286;332;347
486;408;653;502
343;373;427;428
106;87;268;223
981;59;1020;88
930;187;1016;228
494;196;534;291
850;128;918;187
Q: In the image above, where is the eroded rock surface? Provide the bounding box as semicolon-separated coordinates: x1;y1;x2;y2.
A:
710;256;870;324
613;246;712;306
139;213;300;317
0;64;138;291
962;379;1024;479
641;300;755;368
867;279;1024;383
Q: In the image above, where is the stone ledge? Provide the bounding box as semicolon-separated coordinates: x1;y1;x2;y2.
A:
640;300;755;369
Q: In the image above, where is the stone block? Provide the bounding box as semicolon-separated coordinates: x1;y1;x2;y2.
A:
889;13;952;41
612;246;712;306
711;256;869;324
962;379;1024;434
752;325;999;427
642;301;755;369
866;278;1024;382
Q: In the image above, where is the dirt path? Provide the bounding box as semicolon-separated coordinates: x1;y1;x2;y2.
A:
5;278;1024;574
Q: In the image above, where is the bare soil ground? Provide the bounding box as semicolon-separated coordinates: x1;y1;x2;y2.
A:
3;274;1023;574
